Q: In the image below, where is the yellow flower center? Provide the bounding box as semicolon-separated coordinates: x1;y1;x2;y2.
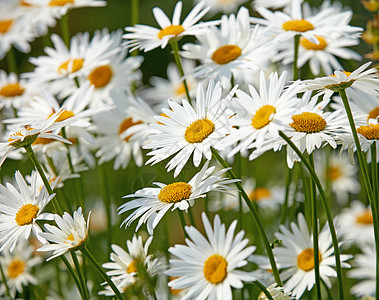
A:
8;259;25;279
249;187;271;202
251;105;276;129
0;19;14;34
356;209;373;225
203;254;227;284
282;19;314;32
211;45;242;65
297;248;322;272
15;203;39;226
20;0;33;7
326;166;342;181
158;25;185;39
0;83;25;98
290;112;327;133
118;117;142;142
368;107;379;120
58;58;84;74
33;136;56;145
157;182;192;203
301;36;327;50
127;260;137;273
331;71;352;78
357;124;379;140
48;109;75;122
184;118;215;143
67;234;75;242
174;83;187;96
88;65;113;88
49;0;74;6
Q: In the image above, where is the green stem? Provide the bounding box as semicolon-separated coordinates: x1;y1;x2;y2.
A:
81;246;126;300
24;144;62;215
130;0;139;57
371;142;379;300
252;281;274;300
60;255;84;299
338;90;379;300
309;154;321;300
71;251;89;300
177;210;189;239
170;40;192;104
0;261;11;298
293;35;300;81
60;14;70;47
280;167;293;224
98;163;112;255
6;47;17;74
211;148;282;286
188;206;196;227
279;131;344;300
236;153;244;230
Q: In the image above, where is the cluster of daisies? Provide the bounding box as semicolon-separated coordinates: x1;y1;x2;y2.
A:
0;0;378;299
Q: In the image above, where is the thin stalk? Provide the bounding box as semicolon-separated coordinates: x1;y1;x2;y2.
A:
211;148;282;286
0;261;11;298
371;142;378;213
170;40;192;104
309;154;321;300
60;14;70;47
339;90;379;300
280;167;293;224
135;260;157;300
81;246;126;300
55;261;64;298
279;131;344;300
60;255;84;299
188;206;196;227
71;251;89;300
130;0;139;57
177;210;189;239
293;35;300;81
236;153;244;230
252;281;274;300
98;163;112;255
24;144;62;215
299;165;311;228
6;47;17;74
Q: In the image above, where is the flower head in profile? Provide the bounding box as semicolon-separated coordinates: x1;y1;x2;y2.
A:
166;212;256;300
0;170;55;252
273;213;351;299
100;235;161;296
144;80;237;177
0;239;42;297
119;161;237;234
124;1;210;52
300;62;379;101
37;207;90;260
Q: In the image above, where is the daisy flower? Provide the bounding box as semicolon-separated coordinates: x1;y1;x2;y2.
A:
194;0;247;14
300;62;379;101
0;108;73;167
348;247;376;297
144;80;236;177
336;201;374;247
251;0;361;45
0;239;42;297
0;170;55;252
281;91;351;168
24;30;118;99
273;213;351;299
140;59;198;110
222;71;300;160
119;161;236;234
37;207;90;260
315;151;360;204
92;90;155;170
0;70;35;110
100;235;161;296
258;283;294;300
181;6;273;88
124;1;211;52
166;212;256;300
274;33;361;76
